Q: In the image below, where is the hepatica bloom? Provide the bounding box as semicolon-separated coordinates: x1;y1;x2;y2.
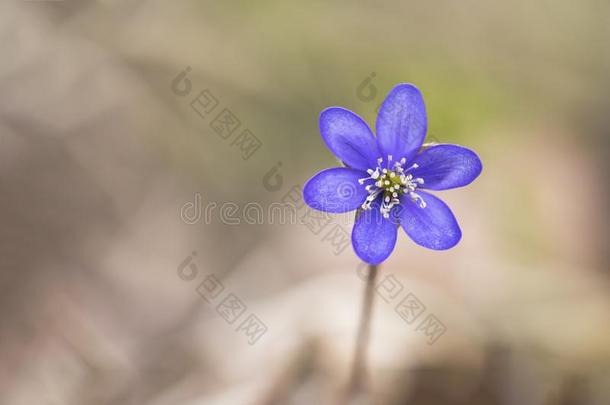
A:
303;84;482;264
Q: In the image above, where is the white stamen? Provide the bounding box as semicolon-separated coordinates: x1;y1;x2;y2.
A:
409;191;427;208
360;154;427;214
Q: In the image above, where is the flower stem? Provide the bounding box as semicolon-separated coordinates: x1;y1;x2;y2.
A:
344;263;379;403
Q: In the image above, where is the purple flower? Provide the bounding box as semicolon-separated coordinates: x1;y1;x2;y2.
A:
303;84;482;264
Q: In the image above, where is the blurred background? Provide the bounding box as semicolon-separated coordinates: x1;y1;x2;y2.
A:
1;0;609;404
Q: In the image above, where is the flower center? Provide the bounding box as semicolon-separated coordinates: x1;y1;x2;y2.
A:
358;155;426;218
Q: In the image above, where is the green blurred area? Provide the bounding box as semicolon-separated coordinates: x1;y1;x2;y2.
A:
129;0;609;162
11;0;604;297
120;0;608;263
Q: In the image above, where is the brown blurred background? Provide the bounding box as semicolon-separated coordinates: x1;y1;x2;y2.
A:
1;1;609;404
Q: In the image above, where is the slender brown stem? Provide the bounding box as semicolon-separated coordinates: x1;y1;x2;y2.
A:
343;263;379;404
